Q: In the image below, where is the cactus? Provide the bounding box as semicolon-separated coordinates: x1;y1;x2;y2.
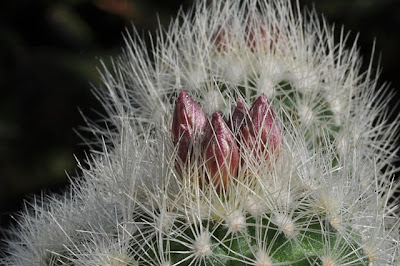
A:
2;0;400;265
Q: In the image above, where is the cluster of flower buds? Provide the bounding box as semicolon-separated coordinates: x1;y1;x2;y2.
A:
172;90;282;189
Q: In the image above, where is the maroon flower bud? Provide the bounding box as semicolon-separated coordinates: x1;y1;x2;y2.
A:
242;94;282;161
172;90;207;162
213;27;229;52
203;112;240;189
245;14;282;53
229;97;248;133
213;25;237;53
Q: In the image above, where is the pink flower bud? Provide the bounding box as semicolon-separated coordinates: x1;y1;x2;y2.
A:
203;112;240;189
212;25;237;53
172;89;207;162
213;27;229;52
242;94;282;161
245;14;282;53
229;97;248;133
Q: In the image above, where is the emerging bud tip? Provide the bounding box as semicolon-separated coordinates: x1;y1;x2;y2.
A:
230;97;247;133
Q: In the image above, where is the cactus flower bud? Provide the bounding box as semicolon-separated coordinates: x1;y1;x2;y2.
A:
242;94;282;161
245;16;267;52
203;112;240;189
172;89;207;162
213;27;231;52
245;14;282;53
229;97;248;133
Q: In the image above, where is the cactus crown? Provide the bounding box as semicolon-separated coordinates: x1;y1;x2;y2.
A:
1;0;399;265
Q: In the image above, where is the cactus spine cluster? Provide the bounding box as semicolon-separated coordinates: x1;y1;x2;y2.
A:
2;0;399;265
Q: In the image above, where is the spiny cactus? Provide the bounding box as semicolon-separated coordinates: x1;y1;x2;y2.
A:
2;0;400;265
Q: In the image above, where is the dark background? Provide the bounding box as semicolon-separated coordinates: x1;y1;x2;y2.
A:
0;0;399;246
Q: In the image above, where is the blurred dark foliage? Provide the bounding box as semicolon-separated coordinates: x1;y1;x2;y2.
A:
0;0;399;246
0;0;194;240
